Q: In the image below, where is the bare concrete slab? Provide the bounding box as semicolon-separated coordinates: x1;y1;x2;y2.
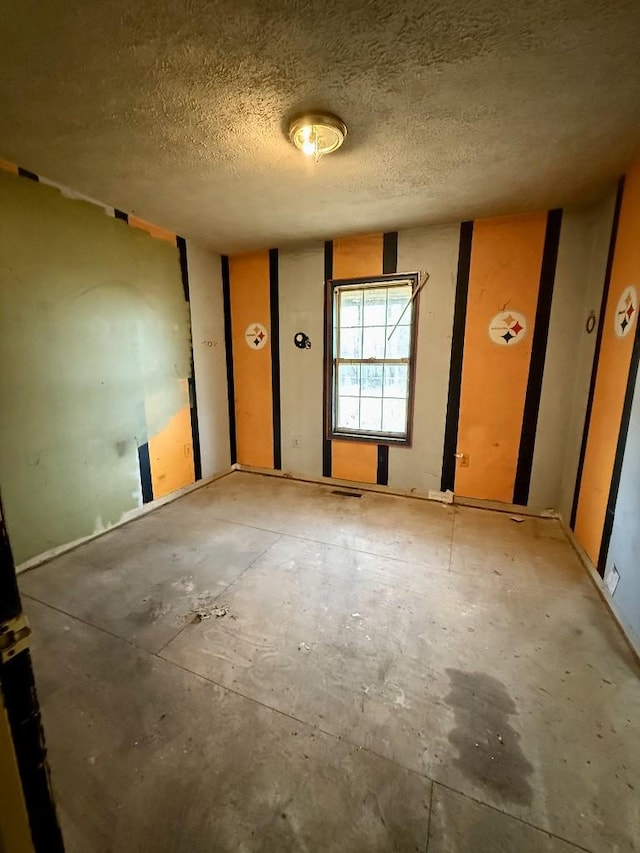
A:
427;785;582;853
24;597;431;852
160;532;640;852
19;505;280;652
176;473;455;568
18;472;640;852
450;506;593;592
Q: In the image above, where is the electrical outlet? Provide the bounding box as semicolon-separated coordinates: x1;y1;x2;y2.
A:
460;453;469;468
292;435;302;449
604;563;620;596
184;444;192;459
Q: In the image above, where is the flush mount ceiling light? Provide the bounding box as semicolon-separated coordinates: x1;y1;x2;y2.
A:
288;112;347;162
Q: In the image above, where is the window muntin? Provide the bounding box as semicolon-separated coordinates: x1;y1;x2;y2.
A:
329;274;418;444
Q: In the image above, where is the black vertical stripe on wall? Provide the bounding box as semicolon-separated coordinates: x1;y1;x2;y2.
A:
114;208;129;222
513;209;563;506
570;179;625;529
377;445;389;486
383;231;398;275
269;248;282;470
323;241;334;478
597;320;640;575
177;236;202;480
187;377;202;480
17;167;39;181
377;232;399;485
221;255;237;465
138;443;154;503
441;221;474;492
177;236;191;303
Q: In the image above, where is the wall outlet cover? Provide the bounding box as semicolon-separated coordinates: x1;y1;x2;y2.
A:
604;563;620;597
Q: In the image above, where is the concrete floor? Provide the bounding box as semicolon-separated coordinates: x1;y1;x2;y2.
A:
18;472;640;852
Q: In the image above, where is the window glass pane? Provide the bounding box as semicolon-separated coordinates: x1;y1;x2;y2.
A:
385;324;410;359
382;398;407;433
339;327;362;358
338;363;360;396
363;288;387;326
360;397;382;432
337;395;359;430
339;290;363;327
361;364;383;397
383;364;408;398
362;326;386;359
387;286;412;325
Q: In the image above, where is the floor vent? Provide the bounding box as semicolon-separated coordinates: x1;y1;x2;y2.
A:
331;490;362;498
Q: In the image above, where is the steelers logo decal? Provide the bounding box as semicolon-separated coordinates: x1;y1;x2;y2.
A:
245;323;268;350
614;286;637;339
488;311;527;346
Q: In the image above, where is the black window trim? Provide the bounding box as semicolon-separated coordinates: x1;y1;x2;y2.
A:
324;271;421;448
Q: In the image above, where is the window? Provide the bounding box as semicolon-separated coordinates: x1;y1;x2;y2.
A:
326;273;419;445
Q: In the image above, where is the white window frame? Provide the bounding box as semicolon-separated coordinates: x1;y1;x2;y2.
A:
325;272;420;446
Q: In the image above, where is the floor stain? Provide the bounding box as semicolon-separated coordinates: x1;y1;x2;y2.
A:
445;668;534;805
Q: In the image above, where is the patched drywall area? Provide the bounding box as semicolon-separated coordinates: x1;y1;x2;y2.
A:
0;170;191;562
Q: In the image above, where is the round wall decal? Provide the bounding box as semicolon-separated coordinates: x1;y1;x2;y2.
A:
488;311;527;346
614;286;637;339
245;322;268;350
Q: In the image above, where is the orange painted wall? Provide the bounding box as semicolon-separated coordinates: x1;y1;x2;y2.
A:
331;234;384;483
148;381;195;499
0;159;18;175
455;213;547;501
129;215;176;243
574;161;640;565
229;251;274;468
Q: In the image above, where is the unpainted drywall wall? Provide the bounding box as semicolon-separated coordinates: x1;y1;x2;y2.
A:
0;169;191;562
187;242;231;477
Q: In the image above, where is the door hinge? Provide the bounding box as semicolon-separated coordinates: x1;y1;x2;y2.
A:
0;614;32;664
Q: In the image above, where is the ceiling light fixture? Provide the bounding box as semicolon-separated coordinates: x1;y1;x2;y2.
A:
288;112;347;162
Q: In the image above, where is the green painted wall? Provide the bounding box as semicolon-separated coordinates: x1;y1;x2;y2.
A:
0;171;191;563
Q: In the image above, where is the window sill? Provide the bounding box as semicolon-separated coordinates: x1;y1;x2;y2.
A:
329;430;411;448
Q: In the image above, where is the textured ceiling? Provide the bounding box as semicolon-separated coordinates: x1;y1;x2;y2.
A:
1;1;640;252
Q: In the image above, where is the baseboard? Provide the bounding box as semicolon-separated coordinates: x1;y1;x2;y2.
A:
16;467;234;575
559;518;640;665
233;464;558;519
